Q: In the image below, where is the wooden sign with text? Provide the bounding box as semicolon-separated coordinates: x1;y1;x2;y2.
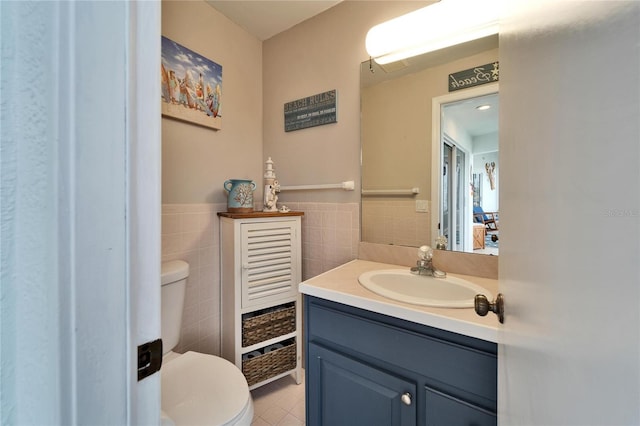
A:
284;90;337;132
449;62;499;92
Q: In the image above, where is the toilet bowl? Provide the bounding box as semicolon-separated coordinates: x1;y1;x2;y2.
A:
161;260;254;425
162;352;253;425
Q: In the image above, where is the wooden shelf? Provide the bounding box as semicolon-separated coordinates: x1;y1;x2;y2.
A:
217;211;304;219
242;331;298;353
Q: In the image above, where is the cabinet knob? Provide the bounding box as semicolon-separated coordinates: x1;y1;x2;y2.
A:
401;392;412;406
474;293;504;323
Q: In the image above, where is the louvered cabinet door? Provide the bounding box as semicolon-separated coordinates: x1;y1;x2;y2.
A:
240;221;300;308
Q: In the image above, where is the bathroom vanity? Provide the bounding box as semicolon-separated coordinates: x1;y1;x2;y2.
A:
300;260;499;425
219;211;304;389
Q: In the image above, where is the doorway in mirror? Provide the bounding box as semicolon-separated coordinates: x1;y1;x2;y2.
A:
432;85;499;255
441;136;470;251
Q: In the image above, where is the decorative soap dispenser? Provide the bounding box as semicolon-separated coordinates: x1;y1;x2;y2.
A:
263;157;280;212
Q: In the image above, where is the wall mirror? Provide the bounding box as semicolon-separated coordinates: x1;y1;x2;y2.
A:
360;35;499;255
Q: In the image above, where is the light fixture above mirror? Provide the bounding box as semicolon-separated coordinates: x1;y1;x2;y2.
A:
365;0;500;65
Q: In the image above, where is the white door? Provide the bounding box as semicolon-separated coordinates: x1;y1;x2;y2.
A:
499;1;640;424
0;1;161;424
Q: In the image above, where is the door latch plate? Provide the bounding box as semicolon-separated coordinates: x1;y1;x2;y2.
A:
138;338;163;381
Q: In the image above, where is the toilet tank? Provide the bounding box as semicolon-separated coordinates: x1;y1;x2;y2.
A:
161;260;189;355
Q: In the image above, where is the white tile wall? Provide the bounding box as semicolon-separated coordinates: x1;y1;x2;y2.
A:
161;201;359;356
162;203;224;355
361;199;430;247
291;202;360;280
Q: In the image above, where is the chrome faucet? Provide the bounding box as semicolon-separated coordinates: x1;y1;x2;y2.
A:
410;245;446;278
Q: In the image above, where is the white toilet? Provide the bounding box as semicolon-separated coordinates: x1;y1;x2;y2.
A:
161;260;254;426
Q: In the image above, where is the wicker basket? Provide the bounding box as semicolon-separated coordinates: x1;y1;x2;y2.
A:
242;304;296;347
242;340;296;386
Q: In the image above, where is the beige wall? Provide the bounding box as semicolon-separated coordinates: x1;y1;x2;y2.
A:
160;0;485;356
162;1;263;204
360;48;498;246
362;48;499;197
161;0;433;204
262;1;431;203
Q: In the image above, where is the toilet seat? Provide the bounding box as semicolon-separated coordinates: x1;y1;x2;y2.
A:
161;351;253;425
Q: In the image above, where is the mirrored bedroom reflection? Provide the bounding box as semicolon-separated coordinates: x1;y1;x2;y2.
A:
440;93;499;255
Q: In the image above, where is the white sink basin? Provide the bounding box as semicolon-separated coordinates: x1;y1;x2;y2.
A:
358;269;492;308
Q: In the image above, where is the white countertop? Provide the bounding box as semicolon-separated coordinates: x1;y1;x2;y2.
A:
299;259;500;343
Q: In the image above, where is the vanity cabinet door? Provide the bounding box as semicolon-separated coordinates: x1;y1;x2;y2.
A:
307;342;416;426
424;386;496;426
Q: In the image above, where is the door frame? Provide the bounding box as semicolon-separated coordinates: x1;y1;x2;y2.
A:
441;134;471;251
126;1;163;424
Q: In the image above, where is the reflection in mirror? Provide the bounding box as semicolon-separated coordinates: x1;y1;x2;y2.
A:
435;91;498;255
360;35;498;255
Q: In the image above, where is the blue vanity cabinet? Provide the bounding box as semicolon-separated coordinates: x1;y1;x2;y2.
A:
304;296;497;426
308;342;417;425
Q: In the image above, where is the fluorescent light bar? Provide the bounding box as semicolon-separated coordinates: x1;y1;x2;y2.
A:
366;0;500;65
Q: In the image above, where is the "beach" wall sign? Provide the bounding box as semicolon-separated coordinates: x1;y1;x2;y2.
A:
448;62;499;92
284;90;337;132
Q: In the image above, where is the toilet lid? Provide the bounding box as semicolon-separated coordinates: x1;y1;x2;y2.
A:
161;352;251;425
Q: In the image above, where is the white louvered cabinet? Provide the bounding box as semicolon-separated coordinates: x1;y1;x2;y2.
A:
219;212;303;389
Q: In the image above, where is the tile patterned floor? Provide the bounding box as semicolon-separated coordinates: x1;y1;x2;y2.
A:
250;371;306;426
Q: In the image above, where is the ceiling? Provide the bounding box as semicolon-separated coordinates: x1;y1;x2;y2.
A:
205;1;343;41
443;92;499;139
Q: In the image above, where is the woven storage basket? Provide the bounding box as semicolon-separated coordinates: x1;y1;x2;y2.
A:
242;304;295;347
242;341;296;386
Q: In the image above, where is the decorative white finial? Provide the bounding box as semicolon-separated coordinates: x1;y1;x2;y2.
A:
264;157;275;180
263;157;279;212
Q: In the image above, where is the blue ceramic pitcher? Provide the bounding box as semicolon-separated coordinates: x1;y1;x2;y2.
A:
223;179;256;213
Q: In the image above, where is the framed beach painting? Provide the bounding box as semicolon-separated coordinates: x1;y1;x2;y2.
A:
161;36;222;130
